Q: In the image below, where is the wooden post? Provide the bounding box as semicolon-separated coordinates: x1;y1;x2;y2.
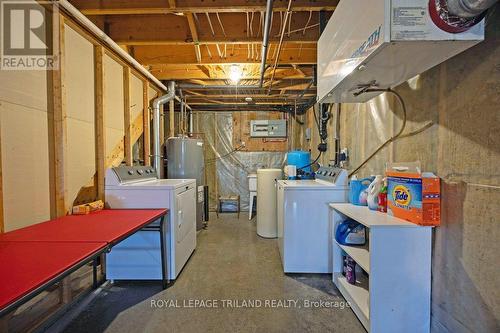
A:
123;67;132;165
169;99;175;138
52;14;72;305
53;14;67;217
143;81;151;166
94;45;106;201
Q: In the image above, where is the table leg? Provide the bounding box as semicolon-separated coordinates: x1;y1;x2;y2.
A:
159;215;169;289
92;258;98;289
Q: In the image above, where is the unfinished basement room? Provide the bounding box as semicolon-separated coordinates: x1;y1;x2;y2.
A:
0;0;499;332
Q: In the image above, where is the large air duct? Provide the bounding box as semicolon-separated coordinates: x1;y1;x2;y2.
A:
152;81;176;178
447;0;498;17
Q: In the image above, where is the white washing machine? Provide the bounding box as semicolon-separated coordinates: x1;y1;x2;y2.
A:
277;166;348;273
105;166;196;280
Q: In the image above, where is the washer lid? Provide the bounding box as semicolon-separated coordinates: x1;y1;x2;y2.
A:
277;179;347;190
106;178;195;190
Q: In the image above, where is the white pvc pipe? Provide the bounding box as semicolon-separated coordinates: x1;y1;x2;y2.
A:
58;0;168;91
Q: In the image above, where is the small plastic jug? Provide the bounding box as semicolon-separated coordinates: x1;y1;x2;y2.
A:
367;175;384;210
349;176;374;206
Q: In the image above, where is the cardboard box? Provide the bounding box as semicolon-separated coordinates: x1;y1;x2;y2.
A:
386;162;440;226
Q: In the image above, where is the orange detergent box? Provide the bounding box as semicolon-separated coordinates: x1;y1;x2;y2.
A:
386;162;440;226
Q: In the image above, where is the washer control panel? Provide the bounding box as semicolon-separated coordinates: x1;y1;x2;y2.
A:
315;166;348;186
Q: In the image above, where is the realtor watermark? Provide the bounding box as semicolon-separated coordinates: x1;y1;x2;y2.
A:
1;0;59;70
150;298;351;310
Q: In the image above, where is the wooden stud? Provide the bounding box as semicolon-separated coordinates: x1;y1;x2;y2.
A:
94;45;106;201
143;82;151;166
123;67;133;166
53;14;67;217
52;14;73;304
168;0;176;8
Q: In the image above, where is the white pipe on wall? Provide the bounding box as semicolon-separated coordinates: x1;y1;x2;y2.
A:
58;0;168;92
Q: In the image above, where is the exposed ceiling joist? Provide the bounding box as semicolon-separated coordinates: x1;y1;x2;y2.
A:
87;12;323;46
135;44;316;65
70;0;338;15
149;65;313;80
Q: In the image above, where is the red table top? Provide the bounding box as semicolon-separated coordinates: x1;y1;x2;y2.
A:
0;209;168;311
0;209;168;244
0;241;107;309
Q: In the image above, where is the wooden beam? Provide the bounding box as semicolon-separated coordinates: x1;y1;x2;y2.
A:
115;39;317;46
123;67;133;165
94;45;106;201
134;44;316;65
150;64;313;80
72;0;337;15
168;0;176;8
186;12;201;63
53;14;67;217
143;82;151;166
86;12;321;46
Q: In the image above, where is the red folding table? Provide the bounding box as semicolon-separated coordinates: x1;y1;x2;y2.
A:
0;209;169;317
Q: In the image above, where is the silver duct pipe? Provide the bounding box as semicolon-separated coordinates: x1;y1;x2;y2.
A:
447;0;498;17
152;81;176;178
259;0;274;87
188;109;194;134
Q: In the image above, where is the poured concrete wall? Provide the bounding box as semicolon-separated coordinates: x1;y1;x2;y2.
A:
298;6;499;332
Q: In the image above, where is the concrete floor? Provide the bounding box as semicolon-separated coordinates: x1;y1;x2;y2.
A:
61;214;365;333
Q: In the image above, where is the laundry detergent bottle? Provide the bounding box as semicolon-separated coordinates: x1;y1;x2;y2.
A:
367;175;383;210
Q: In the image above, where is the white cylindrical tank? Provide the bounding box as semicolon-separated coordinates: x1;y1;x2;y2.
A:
248;173;257;192
257;169;282;238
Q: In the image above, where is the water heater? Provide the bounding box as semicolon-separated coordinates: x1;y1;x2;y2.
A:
166;136;206;230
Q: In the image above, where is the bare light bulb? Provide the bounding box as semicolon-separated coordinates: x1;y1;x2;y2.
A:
229;64;242;83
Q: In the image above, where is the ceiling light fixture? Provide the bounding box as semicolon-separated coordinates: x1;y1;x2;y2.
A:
229;64;243;84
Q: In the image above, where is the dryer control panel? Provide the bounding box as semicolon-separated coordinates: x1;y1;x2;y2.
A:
315;166;348;186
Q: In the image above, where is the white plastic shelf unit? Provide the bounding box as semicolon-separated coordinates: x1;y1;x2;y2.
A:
329;203;432;333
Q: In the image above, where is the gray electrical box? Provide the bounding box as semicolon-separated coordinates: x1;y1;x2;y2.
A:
250;119;287;138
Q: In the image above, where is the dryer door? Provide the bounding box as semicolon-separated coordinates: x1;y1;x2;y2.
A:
176;187;196;243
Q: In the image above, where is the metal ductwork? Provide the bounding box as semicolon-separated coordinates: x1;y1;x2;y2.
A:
152;81;176;178
259;0;274;87
428;0;497;33
447;0;498;17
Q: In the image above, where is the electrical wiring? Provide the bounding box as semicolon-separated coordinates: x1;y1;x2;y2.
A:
297;151;322;171
205;145;246;164
348;89;433;177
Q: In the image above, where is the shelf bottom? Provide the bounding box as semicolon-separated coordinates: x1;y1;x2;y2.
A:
334;273;369;330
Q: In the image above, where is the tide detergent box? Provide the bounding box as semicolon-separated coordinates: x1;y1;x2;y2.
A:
386;162;440;226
